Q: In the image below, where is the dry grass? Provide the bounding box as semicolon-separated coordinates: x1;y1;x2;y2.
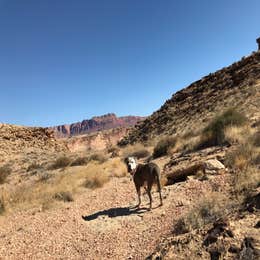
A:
84;171;109;189
53;191;73;202
103;158;127;178
153;136;178;158
88;152;108;164
27;162;42;172
0;165;11;184
2;157;126;213
197;108;247;149
49;156;72;170
0;193;5;215
224;126;247;145
70;156;89;166
174;192;228;234
122;143;151;159
226;143;260;195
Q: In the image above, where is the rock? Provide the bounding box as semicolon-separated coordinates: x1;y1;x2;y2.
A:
204;159;225;174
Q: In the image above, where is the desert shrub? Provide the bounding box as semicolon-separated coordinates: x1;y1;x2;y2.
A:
49;156;72;170
104;158;127;177
0;165;11;184
53;191;73;202
107;146;120;155
127;149;150;159
153;136;178;158
27;162;42;172
70;157;89;166
84;172;109;189
38;172;51;182
0;194;5;215
226;144;260;195
198;109;247;148
88;153;108;164
174;192;228;233
122;143;150;159
251;131;260;147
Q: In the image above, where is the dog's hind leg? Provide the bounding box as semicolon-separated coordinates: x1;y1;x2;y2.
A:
147;182;153;210
156;175;163;206
135;184;141;208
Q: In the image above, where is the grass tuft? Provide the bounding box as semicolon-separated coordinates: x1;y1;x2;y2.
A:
0;165;12;184
153;136;178;158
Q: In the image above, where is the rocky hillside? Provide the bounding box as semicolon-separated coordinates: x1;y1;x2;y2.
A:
66;127;129;152
120;50;260;145
0;124;68;164
51;113;144;138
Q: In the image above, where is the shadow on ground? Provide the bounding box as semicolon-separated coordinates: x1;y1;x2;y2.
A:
82;206;148;221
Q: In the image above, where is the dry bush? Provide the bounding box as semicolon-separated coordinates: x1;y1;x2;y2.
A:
122;143;151;159
88;152;108;164
226;144;260;195
3;159;116;213
153;136;178;158
49;156;72;170
250;130;260;147
0;193;5;215
84;171;109;189
197;109;247;149
70;156;89;166
107;146;120;157
53;191;73;202
103;158;127;178
174;192;228;234
38;172;52;182
224;126;246;145
27;162;42;172
0;165;11;184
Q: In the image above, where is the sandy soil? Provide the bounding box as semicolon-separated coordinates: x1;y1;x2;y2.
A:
0;175;226;259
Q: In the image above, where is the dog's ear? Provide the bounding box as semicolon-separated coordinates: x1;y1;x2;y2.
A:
124;157;128;164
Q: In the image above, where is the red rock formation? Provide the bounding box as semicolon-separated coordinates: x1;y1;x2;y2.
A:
51;113;145;138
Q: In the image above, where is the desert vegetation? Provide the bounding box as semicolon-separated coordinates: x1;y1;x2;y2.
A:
174;192;229;234
153;136;178;158
197;108;247;149
0;165;11;184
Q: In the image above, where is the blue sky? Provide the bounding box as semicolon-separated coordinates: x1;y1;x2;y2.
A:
0;0;259;126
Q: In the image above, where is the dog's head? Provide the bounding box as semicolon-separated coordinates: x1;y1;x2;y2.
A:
124;157;137;174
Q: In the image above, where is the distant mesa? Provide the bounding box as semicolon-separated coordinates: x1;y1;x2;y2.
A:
50;113;145;138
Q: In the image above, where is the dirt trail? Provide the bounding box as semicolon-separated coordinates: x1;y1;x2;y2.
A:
0;176;223;259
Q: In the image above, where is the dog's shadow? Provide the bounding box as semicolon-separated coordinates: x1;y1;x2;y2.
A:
82;206;148;221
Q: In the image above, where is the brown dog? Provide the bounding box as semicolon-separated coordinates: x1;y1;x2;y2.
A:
125;157;163;210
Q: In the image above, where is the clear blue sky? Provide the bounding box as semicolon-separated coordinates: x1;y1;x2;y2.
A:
0;0;259;126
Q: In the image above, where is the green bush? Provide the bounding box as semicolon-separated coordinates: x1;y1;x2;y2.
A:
0;165;11;184
198;109;247;148
153;136;177;158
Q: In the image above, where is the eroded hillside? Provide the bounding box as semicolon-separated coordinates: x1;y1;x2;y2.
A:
51;113;144;138
120;51;260;145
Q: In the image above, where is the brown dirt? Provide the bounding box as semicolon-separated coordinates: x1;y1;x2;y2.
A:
0;172;227;259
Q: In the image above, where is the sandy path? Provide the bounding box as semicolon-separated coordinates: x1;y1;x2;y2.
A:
0;176;218;259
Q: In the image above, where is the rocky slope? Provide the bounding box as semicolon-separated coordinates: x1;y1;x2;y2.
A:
0;124;67;162
51;113;144;138
66;127;129;152
120;50;260;145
